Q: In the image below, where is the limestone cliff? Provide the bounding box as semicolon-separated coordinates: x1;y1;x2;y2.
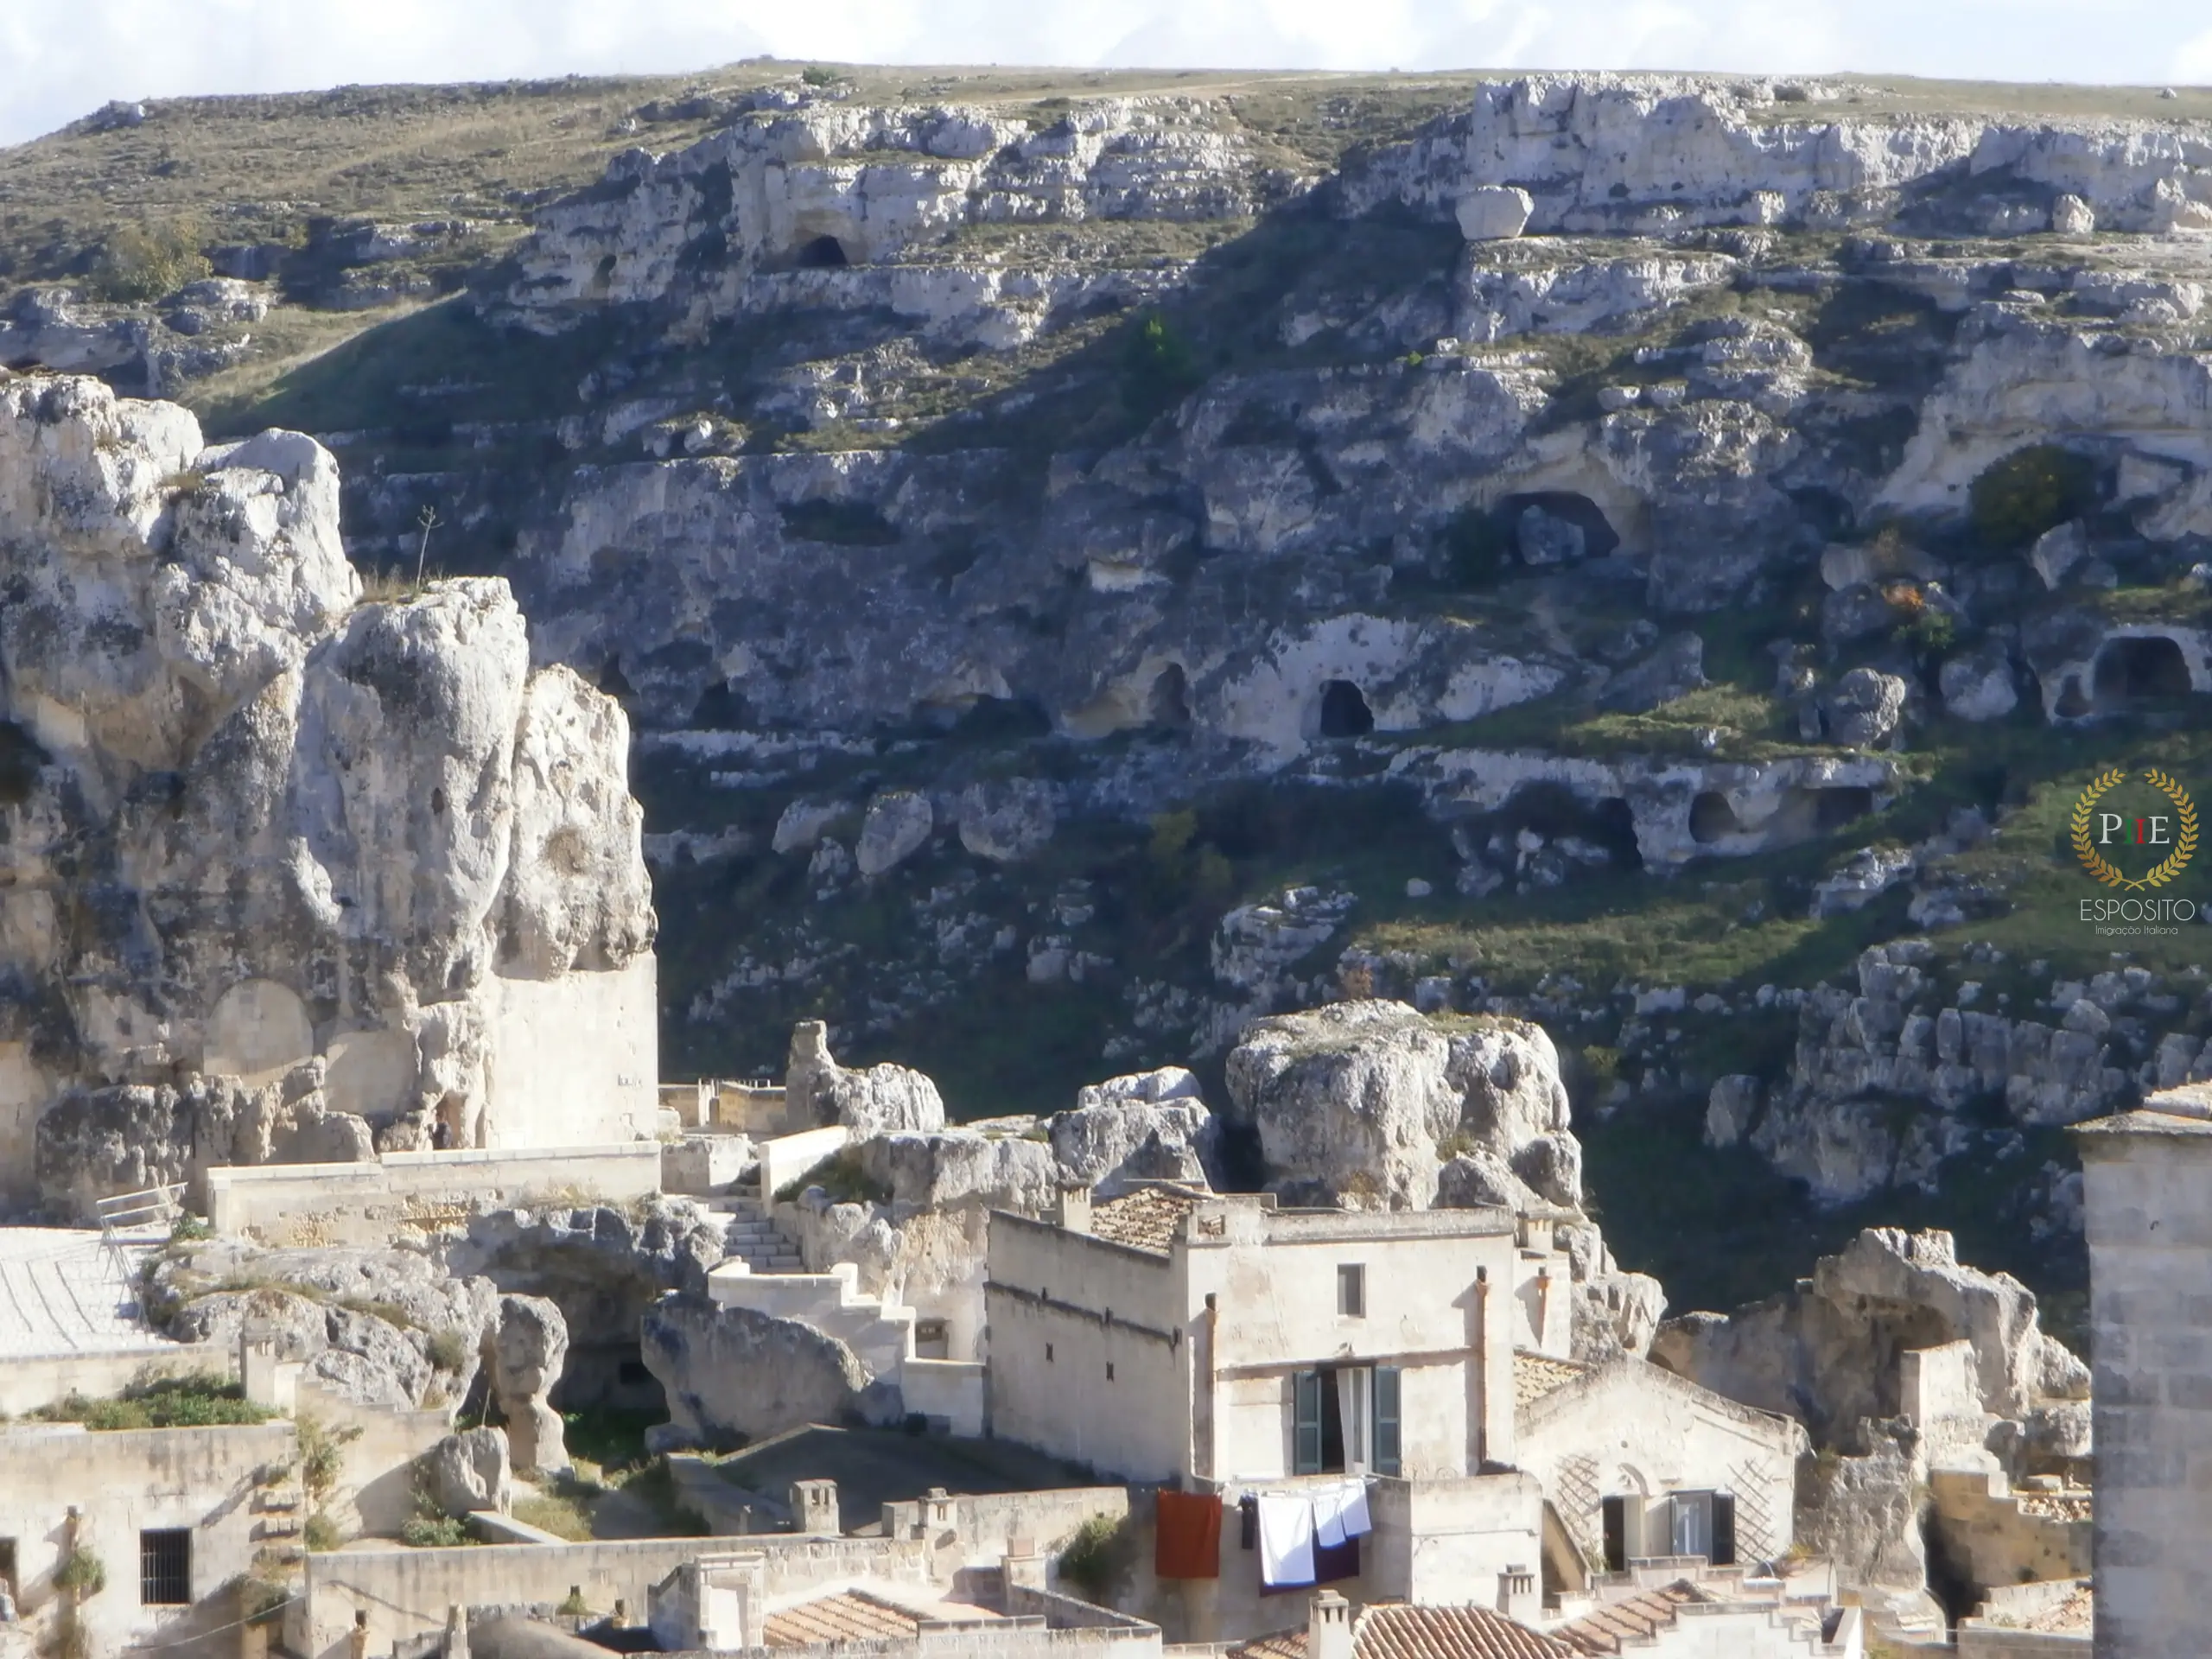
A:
0;373;657;1216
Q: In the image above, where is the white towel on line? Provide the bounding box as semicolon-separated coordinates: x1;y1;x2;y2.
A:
1313;1483;1348;1548
1338;1477;1372;1540
1256;1491;1316;1587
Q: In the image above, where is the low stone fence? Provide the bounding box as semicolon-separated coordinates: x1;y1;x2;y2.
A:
880;1487;1130;1567
205;1142;661;1242
902;1357;986;1437
758;1125;849;1201
0;1342;229;1415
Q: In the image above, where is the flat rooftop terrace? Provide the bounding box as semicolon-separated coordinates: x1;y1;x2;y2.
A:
0;1227;170;1357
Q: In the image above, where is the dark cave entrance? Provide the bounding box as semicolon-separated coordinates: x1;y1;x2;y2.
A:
1147;664;1194;730
2093;635;2193;703
1689;791;1743;844
1497;490;1624;564
1317;679;1375;738
797;234;851;268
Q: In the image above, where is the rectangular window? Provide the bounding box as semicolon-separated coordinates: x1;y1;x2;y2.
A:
1293;1369;1325;1476
0;1537;16;1599
1337;1263;1365;1318
140;1529;191;1606
1046;1343;1054;1363
1372;1367;1402;1477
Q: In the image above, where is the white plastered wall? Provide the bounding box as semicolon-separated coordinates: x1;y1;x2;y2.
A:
480;953;659;1147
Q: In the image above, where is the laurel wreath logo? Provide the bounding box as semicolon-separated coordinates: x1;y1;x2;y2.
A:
2071;767;2199;890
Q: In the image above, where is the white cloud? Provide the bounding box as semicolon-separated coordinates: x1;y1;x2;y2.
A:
1;0;2207;148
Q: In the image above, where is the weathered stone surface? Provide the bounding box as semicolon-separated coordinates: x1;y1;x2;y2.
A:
956;779;1056;862
1598;631;1705;713
785;1020;947;1134
1652;1227;2088;1447
1050;1071;1219;1197
855;790;934;876
1703;1075;1761;1148
1938;639;2018;720
492;1294;571;1475
854;1129;1057;1211
423;1427;512;1516
0;375;656;1215
1455;185;1534;240
639;1292;900;1447
1809;846;1916;918
1224;1001;1573;1209
1821;666;1909;748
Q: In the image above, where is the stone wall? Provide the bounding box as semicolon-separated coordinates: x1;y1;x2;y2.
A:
204;1142;661;1242
2072;1097;2212;1658
0;1420;298;1659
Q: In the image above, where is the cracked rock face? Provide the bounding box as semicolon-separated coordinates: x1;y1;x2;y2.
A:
0;374;657;1216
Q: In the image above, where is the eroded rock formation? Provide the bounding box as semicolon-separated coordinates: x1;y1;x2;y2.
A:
0;374;658;1215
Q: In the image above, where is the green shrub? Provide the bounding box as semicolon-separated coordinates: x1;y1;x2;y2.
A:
1121;312;1203;411
35;1375;271;1430
296;1414;361;1504
54;1547;105;1595
303;1512;344;1553
1898;607;1957;658
775;1147;890;1205
92;219;211;302
401;1514;475;1548
1056;1512;1135;1601
800;65;840;87
1968;445;2099;550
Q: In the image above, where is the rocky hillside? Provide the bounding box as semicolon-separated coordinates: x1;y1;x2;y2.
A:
11;63;2212;1318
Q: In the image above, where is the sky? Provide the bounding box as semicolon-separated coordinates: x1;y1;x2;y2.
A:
4;0;2212;148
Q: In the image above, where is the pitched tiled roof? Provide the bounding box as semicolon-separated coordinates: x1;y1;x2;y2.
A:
1553;1582;1712;1656
1089;1185;1204;1255
1514;1350;1587;1410
761;1592;925;1647
1228;1605;1572;1659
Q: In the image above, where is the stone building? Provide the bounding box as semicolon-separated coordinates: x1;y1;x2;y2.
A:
2073;1082;2212;1658
0;1418;298;1659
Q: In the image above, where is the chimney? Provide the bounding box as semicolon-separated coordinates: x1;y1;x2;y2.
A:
1307;1590;1352;1659
790;1479;840;1536
1056;1182;1093;1234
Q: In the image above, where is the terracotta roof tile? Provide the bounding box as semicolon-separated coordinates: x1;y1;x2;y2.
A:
1514;1350;1587;1411
1088;1185;1204;1255
1553;1581;1711;1656
1228;1605;1573;1659
761;1592;924;1647
2025;1585;2093;1634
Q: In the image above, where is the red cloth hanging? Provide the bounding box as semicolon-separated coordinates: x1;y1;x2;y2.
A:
1155;1489;1224;1580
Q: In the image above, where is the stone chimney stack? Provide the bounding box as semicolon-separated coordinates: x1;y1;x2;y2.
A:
790;1478;840;1536
1056;1182;1093;1233
1307;1590;1352;1659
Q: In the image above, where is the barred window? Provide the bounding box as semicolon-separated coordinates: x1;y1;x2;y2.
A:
140;1529;190;1606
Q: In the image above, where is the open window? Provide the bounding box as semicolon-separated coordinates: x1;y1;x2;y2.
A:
1294;1364;1398;1475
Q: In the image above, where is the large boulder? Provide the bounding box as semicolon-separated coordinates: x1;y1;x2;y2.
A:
855;789;933;876
1456;185;1535;241
423;1427;512;1516
1821;666;1909;748
639;1293;901;1447
1052;1067;1219;1196
1224;1001;1574;1209
853;1130;1058;1211
957;779;1056;862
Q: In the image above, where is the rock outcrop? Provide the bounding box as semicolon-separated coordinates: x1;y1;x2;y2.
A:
785;1020;945;1135
423;1427;513;1517
0;374;658;1216
1224;1001;1578;1210
1052;1066;1220;1196
1651;1227;2088;1447
639;1292;900;1447
490;1294;570;1476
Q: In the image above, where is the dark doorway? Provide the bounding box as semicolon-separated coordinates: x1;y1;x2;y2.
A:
1601;1497;1627;1573
1318;679;1375;738
1147;664;1193;729
797;234;850;268
2094;635;2193;702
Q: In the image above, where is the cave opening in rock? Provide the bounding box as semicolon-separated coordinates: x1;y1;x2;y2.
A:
1689;791;1743;844
796;233;851;268
1317;679;1375;738
1814;785;1878;833
2053;676;2090;720
1497;489;1624;563
2093;635;2194;703
1147;664;1193;729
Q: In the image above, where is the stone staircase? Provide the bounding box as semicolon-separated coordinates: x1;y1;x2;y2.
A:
706;1257;917;1380
705;1194;805;1274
